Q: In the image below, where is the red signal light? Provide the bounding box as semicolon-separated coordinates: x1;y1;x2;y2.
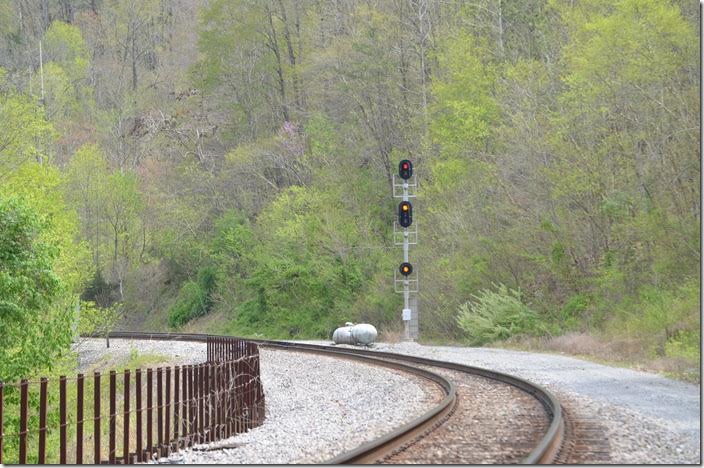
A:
399;159;413;180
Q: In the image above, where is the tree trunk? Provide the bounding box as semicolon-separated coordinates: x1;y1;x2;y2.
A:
131;32;138;91
277;0;302;112
40;0;51;32
59;0;74;23
266;5;290;122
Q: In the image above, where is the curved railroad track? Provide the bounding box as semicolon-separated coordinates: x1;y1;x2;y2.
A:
104;332;566;464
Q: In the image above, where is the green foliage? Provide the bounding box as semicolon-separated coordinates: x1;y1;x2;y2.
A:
664;330;699;363
430;32;498;153
80;270;119;307
627;280;698;340
43;21;90;78
221;185;375;338
77;300;124;338
0;80;57;173
168;266;218;328
0;197;73;381
37;21;93;124
558;294;590;331
0;0;698;378
456;284;543;346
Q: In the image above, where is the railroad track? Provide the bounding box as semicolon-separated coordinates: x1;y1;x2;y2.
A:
105;332;567;464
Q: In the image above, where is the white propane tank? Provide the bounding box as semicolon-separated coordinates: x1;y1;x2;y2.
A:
351;323;377;345
332;325;354;345
333;323;377;346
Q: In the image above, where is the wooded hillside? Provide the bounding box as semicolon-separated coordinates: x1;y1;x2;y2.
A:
0;0;699;381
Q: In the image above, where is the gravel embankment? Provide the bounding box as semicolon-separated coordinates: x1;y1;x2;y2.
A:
75;338;437;464
296;340;700;464
74;338;207;372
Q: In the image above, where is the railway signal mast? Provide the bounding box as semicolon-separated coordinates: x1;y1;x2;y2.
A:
393;159;418;340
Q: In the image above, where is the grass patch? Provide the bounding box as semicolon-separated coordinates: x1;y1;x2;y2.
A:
496;332;700;383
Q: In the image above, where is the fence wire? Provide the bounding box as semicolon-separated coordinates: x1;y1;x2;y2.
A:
0;336;265;464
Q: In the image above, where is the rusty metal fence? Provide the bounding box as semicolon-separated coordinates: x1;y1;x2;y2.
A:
0;336;265;464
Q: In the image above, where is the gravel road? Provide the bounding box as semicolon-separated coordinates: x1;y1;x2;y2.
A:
296;340;701;464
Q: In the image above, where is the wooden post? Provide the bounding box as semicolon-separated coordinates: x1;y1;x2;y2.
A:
93;372;101;464
19;379;28;464
76;374;84;464
109;370;116;464
123;370;130;464
60;376;67;464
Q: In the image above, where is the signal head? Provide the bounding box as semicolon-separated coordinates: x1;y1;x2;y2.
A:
399;262;413;276
398;201;413;227
399;159;413;180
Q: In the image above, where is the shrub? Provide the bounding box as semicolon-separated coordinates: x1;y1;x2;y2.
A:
77;300;124;337
456;283;543;346
0;196;73;381
168;281;208;328
167;265;219;328
559;294;590;331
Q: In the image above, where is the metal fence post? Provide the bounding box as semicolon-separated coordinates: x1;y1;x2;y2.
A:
38;377;48;464
19;379;28;464
123;370;130;464
157;368;163;457
93;372;101;464
204;364;210;442
60;376;67;464
165;367;171;457
188;365;194;447
182;366;188;448
147;368;153;460
0;381;4;465
76;373;84;464
173;366;180;451
135;369;142;463
109;370;116;464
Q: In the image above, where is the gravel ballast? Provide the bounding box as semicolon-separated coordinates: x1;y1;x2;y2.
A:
75;338;437;464
296;340;700;464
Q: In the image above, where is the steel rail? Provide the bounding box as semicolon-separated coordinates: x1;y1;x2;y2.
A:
103;331;564;464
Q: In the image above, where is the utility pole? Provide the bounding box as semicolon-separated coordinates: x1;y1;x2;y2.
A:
394;160;418;340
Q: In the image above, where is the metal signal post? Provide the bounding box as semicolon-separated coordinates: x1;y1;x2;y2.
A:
393;160;418;340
